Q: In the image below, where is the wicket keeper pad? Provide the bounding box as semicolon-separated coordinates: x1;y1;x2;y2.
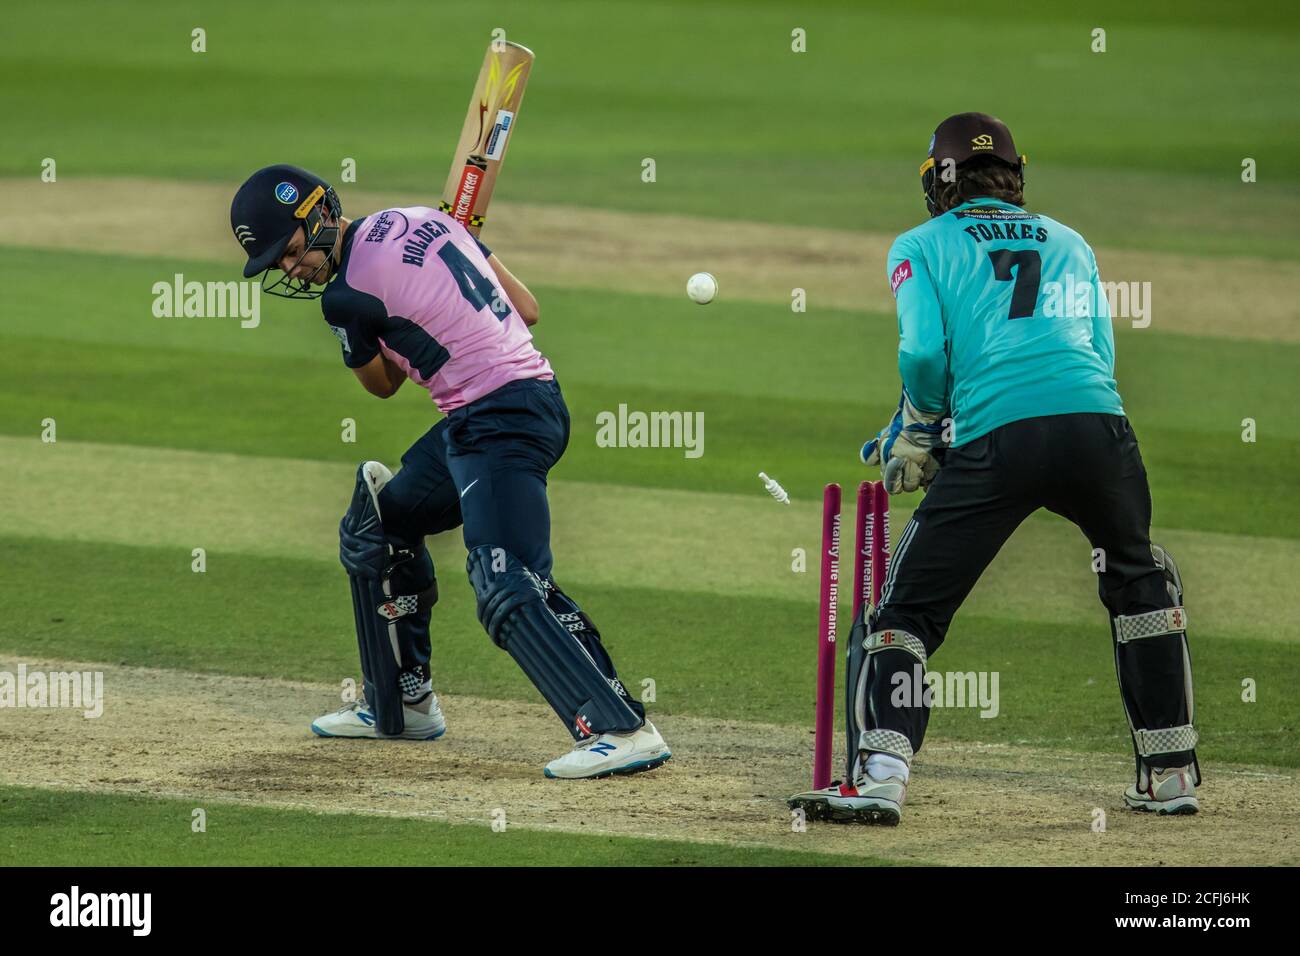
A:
1113;543;1200;789
845;610;930;780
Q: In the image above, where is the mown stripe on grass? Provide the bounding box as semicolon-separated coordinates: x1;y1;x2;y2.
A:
2;535;1295;766
2;327;1298;539
4;245;1300;418
3;178;1300;334
1;437;1296;643
0;785;893;866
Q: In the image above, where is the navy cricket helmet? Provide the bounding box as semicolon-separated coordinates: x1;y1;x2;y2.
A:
230;164;343;298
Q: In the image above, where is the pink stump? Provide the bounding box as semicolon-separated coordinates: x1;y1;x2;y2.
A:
814;483;841;791
853;481;872;620
871;483;890;607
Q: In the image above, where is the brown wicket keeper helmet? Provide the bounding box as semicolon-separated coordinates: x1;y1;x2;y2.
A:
919;112;1027;217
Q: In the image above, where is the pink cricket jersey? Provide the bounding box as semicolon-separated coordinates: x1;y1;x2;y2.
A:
320;206;552;412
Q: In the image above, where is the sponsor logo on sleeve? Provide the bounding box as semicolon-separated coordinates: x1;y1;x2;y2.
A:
329;325;351;353
891;259;913;297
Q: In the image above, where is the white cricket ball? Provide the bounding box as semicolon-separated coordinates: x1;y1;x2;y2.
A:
686;271;718;305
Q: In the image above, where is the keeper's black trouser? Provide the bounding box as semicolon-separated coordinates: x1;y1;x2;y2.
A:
856;412;1186;760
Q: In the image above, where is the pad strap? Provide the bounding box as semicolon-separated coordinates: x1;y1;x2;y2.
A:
1115;606;1187;642
863;628;928;664
857;728;914;763
376;583;437;621
1135;723;1199;757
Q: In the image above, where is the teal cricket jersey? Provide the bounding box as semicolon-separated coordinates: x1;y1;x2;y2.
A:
886;197;1123;447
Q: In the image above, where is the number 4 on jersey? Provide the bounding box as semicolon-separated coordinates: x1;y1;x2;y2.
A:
988;249;1041;320
437;242;512;321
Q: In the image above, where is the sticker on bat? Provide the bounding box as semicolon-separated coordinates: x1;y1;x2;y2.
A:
452;161;487;225
485;110;515;160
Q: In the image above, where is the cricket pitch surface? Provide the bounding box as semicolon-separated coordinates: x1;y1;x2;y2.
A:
3;657;1295;866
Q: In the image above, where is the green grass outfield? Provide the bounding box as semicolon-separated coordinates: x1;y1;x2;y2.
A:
1;0;1298;257
3;249;1297;537
0;787;896;866
1;0;1297;864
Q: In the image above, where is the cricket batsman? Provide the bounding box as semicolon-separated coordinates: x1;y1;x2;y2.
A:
790;113;1199;823
229;164;671;779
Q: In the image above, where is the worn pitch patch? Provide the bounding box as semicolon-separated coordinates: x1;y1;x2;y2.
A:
2;657;1297;865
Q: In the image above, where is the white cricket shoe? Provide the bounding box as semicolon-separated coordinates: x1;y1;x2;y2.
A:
1124;765;1199;815
787;773;907;826
310;696;446;741
543;722;672;779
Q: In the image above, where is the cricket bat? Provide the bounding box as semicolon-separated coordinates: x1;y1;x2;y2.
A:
439;40;535;237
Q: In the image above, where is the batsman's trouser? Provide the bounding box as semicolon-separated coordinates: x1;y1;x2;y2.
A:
378;377;645;727
857;412;1189;765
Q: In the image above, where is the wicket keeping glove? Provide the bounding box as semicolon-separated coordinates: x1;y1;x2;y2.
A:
859;389;948;494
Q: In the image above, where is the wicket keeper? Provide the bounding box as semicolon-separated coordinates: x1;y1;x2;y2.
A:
790;114;1199;823
229;165;671;779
